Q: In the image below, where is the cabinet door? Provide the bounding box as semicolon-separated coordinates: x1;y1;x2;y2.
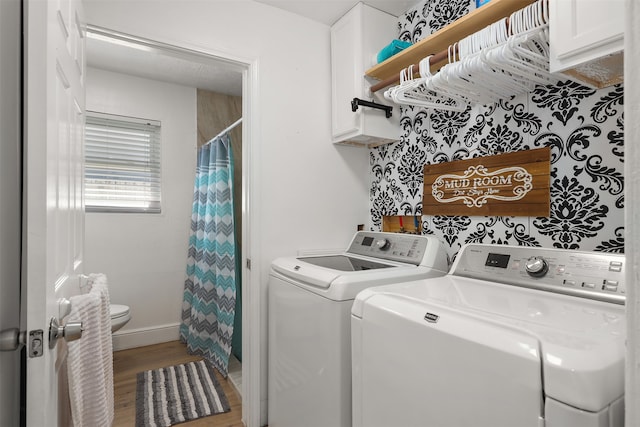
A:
550;0;623;77
331;3;399;146
331;8;362;142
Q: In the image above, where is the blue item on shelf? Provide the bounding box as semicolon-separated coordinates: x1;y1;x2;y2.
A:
377;39;412;63
476;0;492;7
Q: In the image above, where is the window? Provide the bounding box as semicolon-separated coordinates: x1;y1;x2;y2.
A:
84;112;162;213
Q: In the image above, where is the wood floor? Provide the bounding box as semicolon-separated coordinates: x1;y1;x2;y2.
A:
113;341;244;427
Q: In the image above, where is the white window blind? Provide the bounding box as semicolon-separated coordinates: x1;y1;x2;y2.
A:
85;112;162;213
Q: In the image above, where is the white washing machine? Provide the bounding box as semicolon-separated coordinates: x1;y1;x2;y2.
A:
352;244;626;427
268;231;449;427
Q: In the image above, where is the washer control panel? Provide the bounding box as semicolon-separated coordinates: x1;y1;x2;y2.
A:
453;244;625;304
347;231;430;266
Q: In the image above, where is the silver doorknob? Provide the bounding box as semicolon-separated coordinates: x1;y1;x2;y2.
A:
0;328;26;352
49;317;83;349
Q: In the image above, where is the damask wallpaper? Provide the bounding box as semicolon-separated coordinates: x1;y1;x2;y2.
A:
368;0;625;260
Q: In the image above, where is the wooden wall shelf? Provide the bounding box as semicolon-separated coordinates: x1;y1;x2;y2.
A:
365;0;536;89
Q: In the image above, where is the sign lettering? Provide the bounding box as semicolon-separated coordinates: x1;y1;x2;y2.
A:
423;148;550;217
433;165;532;207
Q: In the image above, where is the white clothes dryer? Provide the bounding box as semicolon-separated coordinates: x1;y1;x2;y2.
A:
352;244;626;427
268;231;449;427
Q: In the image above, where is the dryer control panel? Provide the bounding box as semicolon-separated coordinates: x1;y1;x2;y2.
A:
452;244;625;304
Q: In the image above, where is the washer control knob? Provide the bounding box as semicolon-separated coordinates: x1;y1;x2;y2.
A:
525;256;549;278
375;238;390;250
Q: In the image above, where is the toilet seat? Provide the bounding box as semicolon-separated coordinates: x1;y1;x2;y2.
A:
110;304;131;333
110;304;130;319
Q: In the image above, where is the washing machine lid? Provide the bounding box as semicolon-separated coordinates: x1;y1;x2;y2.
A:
298;254;394;271
270;254;446;301
354;275;625;413
269;231;449;300
356;281;544;426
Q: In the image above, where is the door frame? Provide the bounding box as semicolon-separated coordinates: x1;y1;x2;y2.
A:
0;0;23;424
84;26;261;427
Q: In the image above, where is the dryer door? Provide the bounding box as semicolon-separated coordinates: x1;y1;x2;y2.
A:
355;293;544;427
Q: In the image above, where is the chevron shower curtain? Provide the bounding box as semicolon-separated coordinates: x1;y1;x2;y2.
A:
180;133;237;376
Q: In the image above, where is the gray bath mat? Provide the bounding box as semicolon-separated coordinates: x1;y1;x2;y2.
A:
135;360;230;426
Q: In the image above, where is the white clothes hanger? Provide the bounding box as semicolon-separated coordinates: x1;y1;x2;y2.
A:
429;45;479;106
390;56;467;111
437;20;517;104
383;0;552;110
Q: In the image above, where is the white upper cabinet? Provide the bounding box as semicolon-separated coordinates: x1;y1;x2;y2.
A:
331;2;400;147
550;0;623;88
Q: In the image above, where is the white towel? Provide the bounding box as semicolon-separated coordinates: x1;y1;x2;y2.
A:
67;273;114;427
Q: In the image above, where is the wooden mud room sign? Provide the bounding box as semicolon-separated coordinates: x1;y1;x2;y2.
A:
423;147;550;217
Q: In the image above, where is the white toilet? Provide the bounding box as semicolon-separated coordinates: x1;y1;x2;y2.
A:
110;304;131;333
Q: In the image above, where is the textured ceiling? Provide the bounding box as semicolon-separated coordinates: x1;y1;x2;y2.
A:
86;32;244;96
86;1;414;96
254;0;416;25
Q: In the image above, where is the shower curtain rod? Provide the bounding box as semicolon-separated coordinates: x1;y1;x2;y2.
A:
205;117;243;146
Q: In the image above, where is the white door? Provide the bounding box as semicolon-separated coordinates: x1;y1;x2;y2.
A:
23;0;86;425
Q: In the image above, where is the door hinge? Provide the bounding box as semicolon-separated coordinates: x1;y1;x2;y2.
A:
246;258;252;270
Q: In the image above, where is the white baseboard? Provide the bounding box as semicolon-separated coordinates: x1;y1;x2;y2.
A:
112;323;181;351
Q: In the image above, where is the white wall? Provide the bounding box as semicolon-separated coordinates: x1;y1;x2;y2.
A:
83;2;371;426
84;67;197;350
